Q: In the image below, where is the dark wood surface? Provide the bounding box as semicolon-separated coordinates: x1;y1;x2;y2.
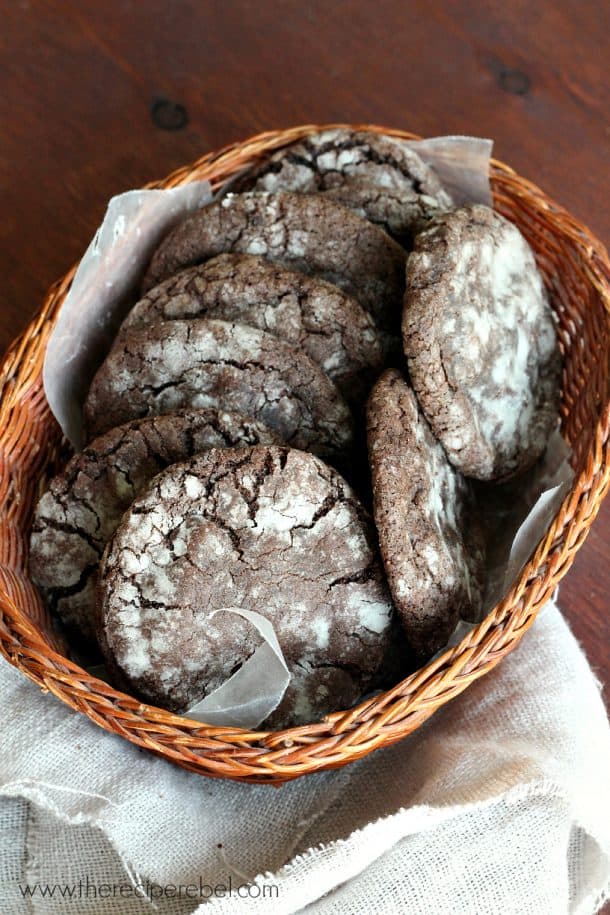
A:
1;1;609;900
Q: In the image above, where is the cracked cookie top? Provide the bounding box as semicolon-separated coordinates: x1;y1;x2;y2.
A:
29;409;278;644
83;318;354;460
122;253;384;405
96;445;397;727
367;369;485;659
321;178;446;246
403;204;561;480
141;191;406;336
232;128;453;244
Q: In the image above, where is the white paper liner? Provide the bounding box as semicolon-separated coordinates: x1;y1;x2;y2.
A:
41;133;567;728
439;431;574;655
479;429;574;614
43;181;212;448
404;135;493;207
184;608;290;729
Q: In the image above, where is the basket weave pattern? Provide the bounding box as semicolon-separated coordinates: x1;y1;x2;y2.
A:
1;125;609;784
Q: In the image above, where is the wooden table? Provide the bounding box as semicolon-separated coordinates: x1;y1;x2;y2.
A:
2;0;609;905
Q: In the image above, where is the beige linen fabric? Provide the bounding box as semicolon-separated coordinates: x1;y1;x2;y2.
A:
0;599;609;914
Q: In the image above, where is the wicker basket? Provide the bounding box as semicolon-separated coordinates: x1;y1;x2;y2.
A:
1;124;609;785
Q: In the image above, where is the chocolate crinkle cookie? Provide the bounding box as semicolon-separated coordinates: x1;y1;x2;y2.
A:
367;369;485;659
140;191;406;336
83;318;354;461
29;409;277;644
123;253;384;405
403;204;561;481
96;446;401;728
232;128;453;244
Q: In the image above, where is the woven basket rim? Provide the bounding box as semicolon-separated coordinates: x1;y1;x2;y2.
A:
1;123;610;783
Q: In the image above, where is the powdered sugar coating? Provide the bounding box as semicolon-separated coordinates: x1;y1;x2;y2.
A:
367;370;485;658
232;128;453;244
403;205;561;480
29;409;278;643
123;253;383;404
141;192;406;334
97;446;399;727
83;318;354;459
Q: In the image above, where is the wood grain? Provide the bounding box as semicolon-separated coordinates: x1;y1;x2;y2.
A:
0;0;608;875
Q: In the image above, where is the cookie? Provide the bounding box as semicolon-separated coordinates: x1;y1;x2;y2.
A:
29;409;277;645
367;369;485;658
232;128;453;244
141;192;406;335
321;178;445;244
123;253;384;404
83;319;354;460
403;204;561;480
96;446;398;727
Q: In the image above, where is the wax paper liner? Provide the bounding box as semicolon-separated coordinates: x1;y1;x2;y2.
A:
443;431;574;653
185;608;290;729
43;181;213;448
405;135;492;207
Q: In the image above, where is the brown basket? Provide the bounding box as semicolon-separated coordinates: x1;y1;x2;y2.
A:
1;124;609;785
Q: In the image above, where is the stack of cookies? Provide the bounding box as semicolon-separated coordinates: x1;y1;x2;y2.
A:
29;129;561;729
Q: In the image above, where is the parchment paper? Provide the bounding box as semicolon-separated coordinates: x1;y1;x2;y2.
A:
405;135;493;206
477;429;573;613
43;181;212;448
185;608;290;728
